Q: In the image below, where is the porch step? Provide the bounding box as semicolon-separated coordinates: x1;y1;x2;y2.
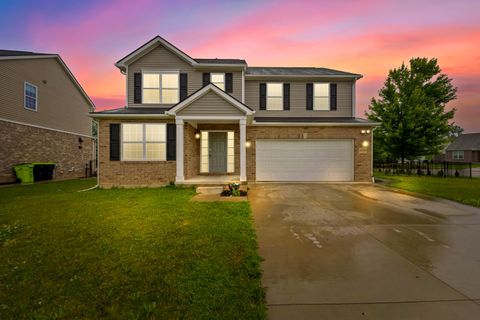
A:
197;186;224;195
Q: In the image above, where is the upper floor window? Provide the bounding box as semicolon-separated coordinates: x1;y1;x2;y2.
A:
142;72;179;104
314;83;329;110
267;83;283;110
453;150;464;160
211;73;225;90
24;82;38;111
122;123;166;161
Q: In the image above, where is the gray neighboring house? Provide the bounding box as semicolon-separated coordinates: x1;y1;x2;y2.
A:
445;133;480;162
90;36;379;187
0;50;96;183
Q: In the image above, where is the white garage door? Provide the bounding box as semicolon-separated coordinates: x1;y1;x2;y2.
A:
256;139;354;181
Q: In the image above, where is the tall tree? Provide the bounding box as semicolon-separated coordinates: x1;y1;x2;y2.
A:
366;57;458;164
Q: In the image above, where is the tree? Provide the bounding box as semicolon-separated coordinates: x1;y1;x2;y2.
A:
366;57;458;165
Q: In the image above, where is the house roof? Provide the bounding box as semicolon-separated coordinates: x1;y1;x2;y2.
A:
446;133;480;151
246;67;362;78
92;107;169;115
0;49;52;57
253;117;379;126
194;58;247;65
0;50;95;110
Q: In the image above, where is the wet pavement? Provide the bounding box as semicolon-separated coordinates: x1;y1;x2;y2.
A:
249;183;480;320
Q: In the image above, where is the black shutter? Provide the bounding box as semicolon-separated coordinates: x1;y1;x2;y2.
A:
330;83;337;111
180;73;188;101
202;73;210;87
306;83;313;110
225;73;233;93
283;83;290;110
259;83;267;110
109;123;120;161
134;73;142;104
166;123;176;161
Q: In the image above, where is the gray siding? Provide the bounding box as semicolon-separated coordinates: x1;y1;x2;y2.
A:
0;58;92;136
177;91;244;116
245;79;353;117
127;44;243;106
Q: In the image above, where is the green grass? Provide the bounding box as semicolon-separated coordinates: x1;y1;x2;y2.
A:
375;172;480;207
0;179;265;319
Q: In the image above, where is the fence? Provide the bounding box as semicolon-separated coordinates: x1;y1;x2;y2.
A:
375;160;479;178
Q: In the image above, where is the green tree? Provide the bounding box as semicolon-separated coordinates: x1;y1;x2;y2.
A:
366;57;458;165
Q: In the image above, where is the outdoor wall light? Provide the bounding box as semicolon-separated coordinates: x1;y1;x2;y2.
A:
362;140;370;147
195;132;201;139
361;129;371;134
245;141;252;148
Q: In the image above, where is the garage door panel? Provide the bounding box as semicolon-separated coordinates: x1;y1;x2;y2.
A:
256;140;353;181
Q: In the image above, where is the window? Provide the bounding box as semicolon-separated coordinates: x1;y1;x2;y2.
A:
314;83;329;110
24;82;37;111
122;123;166;161
453;150;464;160
142;72;179;104
267;83;283;110
211;73;225;90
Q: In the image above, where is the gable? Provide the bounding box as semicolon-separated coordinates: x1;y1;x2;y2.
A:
177;90;244;116
127;43;193;70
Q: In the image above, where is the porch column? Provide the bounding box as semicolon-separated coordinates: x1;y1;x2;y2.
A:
240;118;247;182
175;119;184;183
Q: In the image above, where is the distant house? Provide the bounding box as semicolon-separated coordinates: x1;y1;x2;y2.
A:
445;133;480;162
0;50;95;183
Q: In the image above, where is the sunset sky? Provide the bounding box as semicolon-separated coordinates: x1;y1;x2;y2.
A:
1;0;478;132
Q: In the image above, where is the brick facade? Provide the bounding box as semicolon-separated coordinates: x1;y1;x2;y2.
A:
98;119;176;188
0;119;95;184
98;119;373;187
246;126;373;182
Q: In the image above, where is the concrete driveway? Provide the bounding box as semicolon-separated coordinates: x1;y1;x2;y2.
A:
249;183;480;320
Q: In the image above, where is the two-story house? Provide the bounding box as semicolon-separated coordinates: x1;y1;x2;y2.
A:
0;50;95;184
90;36;378;187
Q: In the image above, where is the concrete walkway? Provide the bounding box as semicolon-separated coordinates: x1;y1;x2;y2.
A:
249;183;480;320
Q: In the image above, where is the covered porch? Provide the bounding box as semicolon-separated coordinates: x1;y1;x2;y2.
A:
165;83;254;184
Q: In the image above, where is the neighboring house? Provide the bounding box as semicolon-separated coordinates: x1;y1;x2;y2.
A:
445;133;480;162
90;36;378;187
0;50;95;183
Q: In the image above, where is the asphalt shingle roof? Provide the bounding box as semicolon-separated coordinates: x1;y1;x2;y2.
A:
0;49;51;57
254;117;375;123
246;67;361;77
92;107;169;115
195;58;247;65
446;133;480;151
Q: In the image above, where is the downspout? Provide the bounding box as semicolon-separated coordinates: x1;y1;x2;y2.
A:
79;118;100;192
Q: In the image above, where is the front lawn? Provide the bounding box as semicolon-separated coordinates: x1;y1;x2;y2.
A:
0;179;265;319
375;173;480;207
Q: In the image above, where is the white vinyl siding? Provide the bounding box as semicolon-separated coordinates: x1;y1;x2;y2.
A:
211;73;225;90
256;139;353;181
142;71;179;104
24;82;38;111
267;83;283;110
122;123;166;161
453;150;464;160
314;83;329;110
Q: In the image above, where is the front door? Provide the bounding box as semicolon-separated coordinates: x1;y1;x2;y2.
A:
209;132;227;173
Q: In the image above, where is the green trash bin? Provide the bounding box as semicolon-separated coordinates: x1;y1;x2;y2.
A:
13;163;35;185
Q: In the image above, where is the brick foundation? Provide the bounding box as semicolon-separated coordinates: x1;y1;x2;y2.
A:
0;120;95;184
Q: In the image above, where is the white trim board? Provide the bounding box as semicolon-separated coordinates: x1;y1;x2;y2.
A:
251;121;379;127
0;117;94;138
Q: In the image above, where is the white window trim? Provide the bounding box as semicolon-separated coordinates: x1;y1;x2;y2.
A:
266;82;283;111
24;81;38;112
142;70;180;104
453;150;464;160
210;72;225;90
313;83;330;111
121;123;167;161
